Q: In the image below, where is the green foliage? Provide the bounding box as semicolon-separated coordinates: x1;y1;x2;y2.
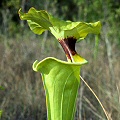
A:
19;7;101;40
19;7;102;120
0;0;120;120
0;0;20;9
0;110;2;118
0;86;4;118
33;57;85;120
0;86;4;90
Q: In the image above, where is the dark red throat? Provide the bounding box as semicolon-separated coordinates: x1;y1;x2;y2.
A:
58;37;77;61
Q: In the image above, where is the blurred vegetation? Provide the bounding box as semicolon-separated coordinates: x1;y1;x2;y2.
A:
0;0;120;120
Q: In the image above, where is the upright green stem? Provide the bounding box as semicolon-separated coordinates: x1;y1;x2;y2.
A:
94;35;99;59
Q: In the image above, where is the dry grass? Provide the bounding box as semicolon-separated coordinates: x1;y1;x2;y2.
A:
0;33;120;120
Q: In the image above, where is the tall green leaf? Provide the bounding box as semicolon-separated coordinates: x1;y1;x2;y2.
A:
19;7;102;120
33;57;86;120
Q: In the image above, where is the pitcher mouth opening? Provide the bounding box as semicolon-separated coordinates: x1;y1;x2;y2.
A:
58;37;77;62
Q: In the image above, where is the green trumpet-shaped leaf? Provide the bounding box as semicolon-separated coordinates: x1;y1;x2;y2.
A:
33;57;86;120
19;7;101;40
19;8;102;120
